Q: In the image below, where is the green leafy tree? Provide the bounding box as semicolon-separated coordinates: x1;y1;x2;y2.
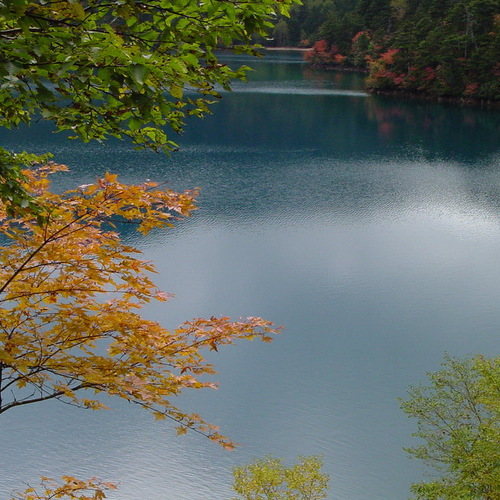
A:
0;0;296;213
355;0;392;33
281;0;335;45
318;9;351;54
272;20;291;47
401;355;500;499
232;455;330;500
390;0;409;20
0;150;51;220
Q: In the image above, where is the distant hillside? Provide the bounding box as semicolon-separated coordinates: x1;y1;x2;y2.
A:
267;0;499;102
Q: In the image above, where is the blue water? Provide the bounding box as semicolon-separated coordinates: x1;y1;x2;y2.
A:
1;51;499;499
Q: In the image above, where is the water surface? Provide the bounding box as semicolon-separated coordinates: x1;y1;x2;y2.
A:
1;51;499;499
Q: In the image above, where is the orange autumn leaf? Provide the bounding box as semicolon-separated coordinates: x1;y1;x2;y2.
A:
11;476;116;500
0;164;280;449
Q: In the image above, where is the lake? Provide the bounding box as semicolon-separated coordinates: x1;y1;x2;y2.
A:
1;50;499;499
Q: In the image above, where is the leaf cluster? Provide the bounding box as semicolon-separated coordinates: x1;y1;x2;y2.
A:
0;164;280;449
232;455;330;500
0;148;52;221
0;0;296;152
401;354;500;499
11;476;116;500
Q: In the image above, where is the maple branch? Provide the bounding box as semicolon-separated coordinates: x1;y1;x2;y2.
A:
0;383;89;414
0;364;3;409
1;288;110;303
0;211;90;296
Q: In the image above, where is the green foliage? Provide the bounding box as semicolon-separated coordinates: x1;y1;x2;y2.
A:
0;0;296;152
273;20;291;47
318;9;358;54
0;0;298;214
355;0;392;33
401;355;500;499
232;455;330;500
0;148;51;221
275;0;335;46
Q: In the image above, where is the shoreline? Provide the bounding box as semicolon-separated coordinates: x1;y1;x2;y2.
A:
310;63;369;74
262;47;311;52
255;47;498;108
369;88;500;109
309;63;498;108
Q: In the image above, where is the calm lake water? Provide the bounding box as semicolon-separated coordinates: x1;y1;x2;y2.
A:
1;51;499;499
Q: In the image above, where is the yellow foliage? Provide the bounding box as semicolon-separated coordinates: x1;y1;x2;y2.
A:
0;164;280;448
11;476;117;500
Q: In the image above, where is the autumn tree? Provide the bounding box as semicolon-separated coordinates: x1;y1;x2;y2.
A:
0;1;297;496
0;164;280;448
232;455;330;500
0;0;296;213
401;355;500;499
11;476;117;500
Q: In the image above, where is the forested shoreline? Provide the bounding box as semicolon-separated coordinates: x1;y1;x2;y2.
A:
265;0;499;103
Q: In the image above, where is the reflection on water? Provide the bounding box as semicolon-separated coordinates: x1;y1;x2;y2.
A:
225;85;368;97
1;51;499;500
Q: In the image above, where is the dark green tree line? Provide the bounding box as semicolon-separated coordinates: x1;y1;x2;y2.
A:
271;0;499;101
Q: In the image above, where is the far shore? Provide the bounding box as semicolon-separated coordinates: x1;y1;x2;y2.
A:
257;46;498;107
262;46;311;51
